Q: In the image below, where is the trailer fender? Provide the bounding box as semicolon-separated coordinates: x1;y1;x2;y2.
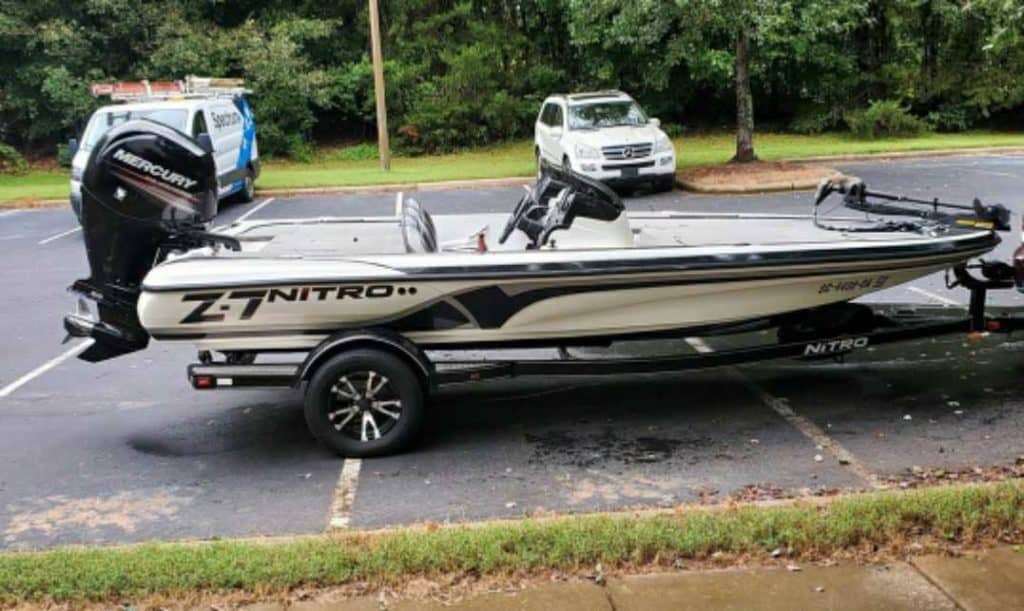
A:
297;329;435;391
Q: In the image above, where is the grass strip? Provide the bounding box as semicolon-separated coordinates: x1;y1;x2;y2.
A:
3;131;1023;205
0;480;1021;604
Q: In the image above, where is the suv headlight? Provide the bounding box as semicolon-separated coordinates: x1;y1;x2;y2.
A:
654;134;674;154
574;142;601;159
71;166;83;182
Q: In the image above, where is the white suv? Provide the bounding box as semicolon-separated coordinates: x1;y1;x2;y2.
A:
534;91;676;191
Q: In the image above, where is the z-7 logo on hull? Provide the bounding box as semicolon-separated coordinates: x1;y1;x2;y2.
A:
179;284;414;324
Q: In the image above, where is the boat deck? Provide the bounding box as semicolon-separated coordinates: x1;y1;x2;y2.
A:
229;211;958;258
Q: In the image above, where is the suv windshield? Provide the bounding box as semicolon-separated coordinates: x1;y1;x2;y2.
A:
568;101;648;130
80;108;189;151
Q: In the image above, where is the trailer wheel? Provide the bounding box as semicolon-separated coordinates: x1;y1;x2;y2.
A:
303;349;425;457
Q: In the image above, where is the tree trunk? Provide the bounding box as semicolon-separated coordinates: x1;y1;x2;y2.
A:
732;28;756;163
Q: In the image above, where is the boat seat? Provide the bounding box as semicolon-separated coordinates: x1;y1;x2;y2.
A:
402;197;438;253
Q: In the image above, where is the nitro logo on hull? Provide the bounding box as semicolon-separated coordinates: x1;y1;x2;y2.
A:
112;149;198;190
803;337;869;356
179;284;414;324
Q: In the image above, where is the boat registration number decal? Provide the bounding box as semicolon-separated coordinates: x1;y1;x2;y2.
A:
817;275;889;295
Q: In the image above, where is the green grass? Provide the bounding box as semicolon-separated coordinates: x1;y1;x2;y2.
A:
0;171;68;204
3;131;1024;205
1;480;1022;604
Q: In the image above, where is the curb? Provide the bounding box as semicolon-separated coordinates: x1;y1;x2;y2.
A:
675;173;844;194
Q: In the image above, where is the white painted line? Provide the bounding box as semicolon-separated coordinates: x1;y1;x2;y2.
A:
37;226;81;245
908;286;963;308
686;336;883;489
232;197;275;224
0;339;94;398
0;210;22;218
327;458;362;530
684;337;714;354
394;191;403;217
737;373;884;489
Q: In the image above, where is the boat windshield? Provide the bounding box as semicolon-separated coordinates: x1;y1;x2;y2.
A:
568;101;648;130
80;108;189;152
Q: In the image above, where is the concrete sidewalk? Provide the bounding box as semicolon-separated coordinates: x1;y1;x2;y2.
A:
253;546;1024;610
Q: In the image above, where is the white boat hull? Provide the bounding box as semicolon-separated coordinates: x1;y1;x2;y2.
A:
137;221;991;352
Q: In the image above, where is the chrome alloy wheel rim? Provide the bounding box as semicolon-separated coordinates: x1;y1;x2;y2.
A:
327;370;402;442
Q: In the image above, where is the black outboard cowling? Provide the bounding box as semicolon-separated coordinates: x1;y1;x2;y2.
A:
65;119;220;362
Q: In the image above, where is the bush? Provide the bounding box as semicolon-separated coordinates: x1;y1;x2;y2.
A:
331;143;379;161
56;143;73;168
926;107;972;132
845;100;928;139
0;143;28;175
789;108;843;135
285;135;315;163
661;122;686;138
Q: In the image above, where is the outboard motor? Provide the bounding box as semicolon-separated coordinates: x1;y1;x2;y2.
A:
65;119;226;362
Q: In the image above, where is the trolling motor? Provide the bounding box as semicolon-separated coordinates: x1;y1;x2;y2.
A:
64;119;236;362
813;176;1011;232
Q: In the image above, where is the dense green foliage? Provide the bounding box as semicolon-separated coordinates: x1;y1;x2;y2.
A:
846;99;928;138
0;0;1022;157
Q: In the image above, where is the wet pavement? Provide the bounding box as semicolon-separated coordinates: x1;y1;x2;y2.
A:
0;154;1023;548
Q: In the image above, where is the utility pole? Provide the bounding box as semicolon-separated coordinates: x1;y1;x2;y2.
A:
368;0;391;170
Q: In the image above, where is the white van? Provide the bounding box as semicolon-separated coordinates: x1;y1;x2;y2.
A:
70;79;259;218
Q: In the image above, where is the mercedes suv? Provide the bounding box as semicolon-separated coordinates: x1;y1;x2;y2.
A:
534;91;676;191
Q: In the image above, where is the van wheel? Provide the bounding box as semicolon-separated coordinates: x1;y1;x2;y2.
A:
234;169;255;203
304;349;425;458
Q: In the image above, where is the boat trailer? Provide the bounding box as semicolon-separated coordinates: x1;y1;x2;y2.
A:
189;260;1019;387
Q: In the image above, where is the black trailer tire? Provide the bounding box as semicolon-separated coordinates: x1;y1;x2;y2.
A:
303;349;425;457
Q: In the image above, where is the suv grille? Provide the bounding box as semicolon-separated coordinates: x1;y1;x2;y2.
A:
602;143;653;160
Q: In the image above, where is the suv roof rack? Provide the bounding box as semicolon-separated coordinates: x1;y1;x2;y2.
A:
567;90;629;101
90;75;249;102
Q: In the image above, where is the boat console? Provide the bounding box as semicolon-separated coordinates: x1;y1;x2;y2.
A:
499;165;626;249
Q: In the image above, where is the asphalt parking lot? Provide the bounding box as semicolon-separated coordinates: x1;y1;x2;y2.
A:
1;154;1023;549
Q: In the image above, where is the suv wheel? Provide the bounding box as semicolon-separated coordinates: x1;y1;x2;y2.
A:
655;175;676;193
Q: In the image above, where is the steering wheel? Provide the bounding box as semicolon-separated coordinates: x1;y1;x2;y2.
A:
499;192;532;244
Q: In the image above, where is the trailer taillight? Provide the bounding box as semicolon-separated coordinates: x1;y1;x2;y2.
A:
193;374;215;389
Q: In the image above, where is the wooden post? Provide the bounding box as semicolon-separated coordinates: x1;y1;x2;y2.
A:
368;0;391;170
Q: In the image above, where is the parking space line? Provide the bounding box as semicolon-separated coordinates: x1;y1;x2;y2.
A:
908;286;963;307
37;226;82;245
394;191;403;217
686;336;884;489
739;376;884;489
327;458;361;530
0;339;94;398
233;197;275;224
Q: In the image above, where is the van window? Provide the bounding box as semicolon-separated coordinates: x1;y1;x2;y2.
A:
191;111;208;138
80;108;188;151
